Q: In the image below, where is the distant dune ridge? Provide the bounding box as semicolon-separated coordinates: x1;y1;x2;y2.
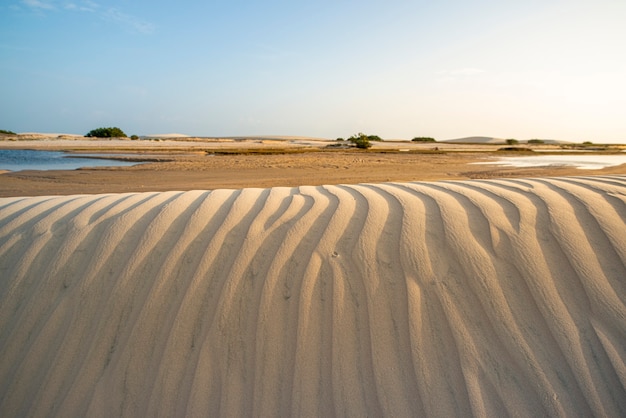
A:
443;136;506;144
1;176;625;417
443;136;569;144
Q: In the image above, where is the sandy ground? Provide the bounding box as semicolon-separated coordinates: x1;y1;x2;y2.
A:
1;138;626;416
1;176;625;416
2;138;625;196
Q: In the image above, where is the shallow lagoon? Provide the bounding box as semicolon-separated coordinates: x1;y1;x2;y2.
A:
475;154;626;170
0;149;141;172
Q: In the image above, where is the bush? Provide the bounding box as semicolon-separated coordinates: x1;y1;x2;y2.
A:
85;127;127;138
0;129;16;135
348;133;372;149
130;135;139;140
527;139;544;144
498;146;533;152
505;139;519;145
412;137;436;142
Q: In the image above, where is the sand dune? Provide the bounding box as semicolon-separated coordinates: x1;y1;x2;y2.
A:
1;176;625;417
443;136;506;144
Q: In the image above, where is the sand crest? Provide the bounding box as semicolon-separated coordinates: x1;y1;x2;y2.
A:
1;176;625;416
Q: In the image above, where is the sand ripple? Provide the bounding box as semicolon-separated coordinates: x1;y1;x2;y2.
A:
1;176;625;417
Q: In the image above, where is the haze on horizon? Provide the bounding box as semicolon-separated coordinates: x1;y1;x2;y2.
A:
1;0;625;143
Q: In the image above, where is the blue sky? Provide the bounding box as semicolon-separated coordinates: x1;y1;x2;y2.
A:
1;0;625;142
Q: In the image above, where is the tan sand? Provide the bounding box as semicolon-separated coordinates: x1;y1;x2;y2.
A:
3;149;626;197
1;175;625;416
2;137;625;198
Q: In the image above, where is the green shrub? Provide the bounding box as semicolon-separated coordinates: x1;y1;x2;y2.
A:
505;139;519;145
411;137;436;142
0;129;16;135
348;133;372;149
498;146;533;152
528;139;544;144
85;127;127;138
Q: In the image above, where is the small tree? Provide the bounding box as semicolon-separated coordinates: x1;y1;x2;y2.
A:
85;127;127;138
505;139;519;145
348;133;372;149
412;137;436;142
0;129;16;135
528;139;544;144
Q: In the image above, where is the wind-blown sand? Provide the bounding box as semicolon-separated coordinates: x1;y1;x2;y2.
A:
1;176;625;416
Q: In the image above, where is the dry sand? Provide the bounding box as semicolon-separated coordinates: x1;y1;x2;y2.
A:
1;175;625;416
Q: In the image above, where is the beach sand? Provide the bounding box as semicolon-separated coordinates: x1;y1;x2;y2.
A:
1;175;625;416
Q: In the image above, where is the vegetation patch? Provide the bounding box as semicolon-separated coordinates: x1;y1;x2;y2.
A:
497;147;534;152
86;127;127;138
373;149;446;155
205;148;312;156
347;133;375;149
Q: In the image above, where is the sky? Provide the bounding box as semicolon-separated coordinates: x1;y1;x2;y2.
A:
1;0;625;142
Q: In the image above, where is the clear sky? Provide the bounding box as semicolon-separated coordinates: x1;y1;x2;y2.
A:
1;0;625;142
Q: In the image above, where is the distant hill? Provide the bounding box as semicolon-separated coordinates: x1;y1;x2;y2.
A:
527;139;572;145
443;136;505;144
17;132;84;138
443;136;571;145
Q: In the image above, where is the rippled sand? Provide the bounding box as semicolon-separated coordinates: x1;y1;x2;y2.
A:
1;176;625;416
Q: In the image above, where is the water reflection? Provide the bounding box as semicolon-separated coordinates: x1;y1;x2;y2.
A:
0;149;142;172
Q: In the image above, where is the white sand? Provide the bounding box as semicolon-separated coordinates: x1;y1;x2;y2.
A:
0;176;625;417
